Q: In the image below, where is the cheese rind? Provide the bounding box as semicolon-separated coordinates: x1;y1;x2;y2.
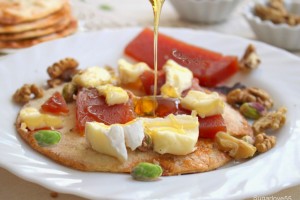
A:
85;120;145;161
123;119;145;151
85;122;128;162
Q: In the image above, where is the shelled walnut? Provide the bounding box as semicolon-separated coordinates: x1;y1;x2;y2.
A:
254;0;300;26
255;133;276;153
252;107;287;134
47;57;79;88
227;87;273;109
268;0;286;14
239;44;261;70
13;84;44;104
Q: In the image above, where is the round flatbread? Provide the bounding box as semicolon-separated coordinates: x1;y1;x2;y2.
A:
0;0;67;25
0;4;70;34
16;86;253;176
0;19;77;49
0;16;72;41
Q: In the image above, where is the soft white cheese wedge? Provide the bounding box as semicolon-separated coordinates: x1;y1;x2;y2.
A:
19;107;62;131
96;84;129;106
85;122;127;162
143;114;199;155
160;60;193;98
72;66;112;88
123;119;145;151
181;90;225;118
118;59;151;84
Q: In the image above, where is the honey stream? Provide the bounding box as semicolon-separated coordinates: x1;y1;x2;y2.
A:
146;0;165;116
149;0;165;116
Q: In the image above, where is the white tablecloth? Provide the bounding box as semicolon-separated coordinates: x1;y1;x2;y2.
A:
1;0;299;199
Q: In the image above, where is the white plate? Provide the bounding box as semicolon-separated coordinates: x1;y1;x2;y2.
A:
0;28;299;200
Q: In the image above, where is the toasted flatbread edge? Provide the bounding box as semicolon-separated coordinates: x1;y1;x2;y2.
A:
0;19;77;49
0;3;71;34
0;0;68;25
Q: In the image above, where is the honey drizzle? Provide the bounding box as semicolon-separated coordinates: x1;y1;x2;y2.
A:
149;0;165;108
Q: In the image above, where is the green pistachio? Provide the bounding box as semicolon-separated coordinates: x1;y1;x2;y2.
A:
34;130;61;147
131;162;162;181
62;83;77;103
239;102;267;119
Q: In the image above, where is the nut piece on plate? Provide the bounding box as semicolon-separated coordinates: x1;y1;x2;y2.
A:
131;162;163;181
47;57;79;88
0;0;78;49
13;84;44;104
252;107;287;134
239;102;267;120
62;83;78;103
48;57;79;79
227;87;273;109
239;44;261;70
255;133;276;153
216;132;256;159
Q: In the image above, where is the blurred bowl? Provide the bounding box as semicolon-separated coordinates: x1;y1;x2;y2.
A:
243;0;300;51
169;0;240;24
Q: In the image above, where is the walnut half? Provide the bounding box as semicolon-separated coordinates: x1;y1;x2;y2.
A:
239;44;261;70
254;0;300;26
13;84;44;104
47;58;79;88
216;132;257;159
253;107;287;134
255;133;276;153
227;87;274;109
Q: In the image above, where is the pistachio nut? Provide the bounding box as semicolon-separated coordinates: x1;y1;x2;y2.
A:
239;102;266;119
62;83;77;103
34;130;61;146
131;162;162;181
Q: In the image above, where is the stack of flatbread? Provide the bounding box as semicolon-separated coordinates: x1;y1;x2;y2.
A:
0;0;77;49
